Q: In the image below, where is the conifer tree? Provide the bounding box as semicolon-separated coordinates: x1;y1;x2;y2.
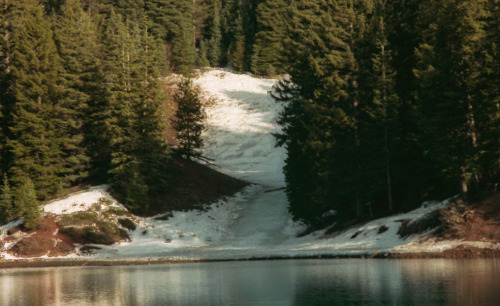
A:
53;0;100;184
0;175;13;223
355;3;399;213
130;25;170;210
173;78;205;160
229;13;246;71
14;177;40;229
197;39;211;67
475;0;500;188
275;0;362;222
414;0;488;199
100;10;148;210
145;0;196;73
0;0;23;173
144;0;171;41
98;9;169;213
6;0;69;199
207;0;222;66
251;0;288;75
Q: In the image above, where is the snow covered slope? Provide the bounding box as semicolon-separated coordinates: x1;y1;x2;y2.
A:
96;70;305;258
196;70;286;187
7;69;495;261
94;69;483;260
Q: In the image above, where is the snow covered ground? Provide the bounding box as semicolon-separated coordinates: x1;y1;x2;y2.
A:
43;185;122;215
4;69;496;260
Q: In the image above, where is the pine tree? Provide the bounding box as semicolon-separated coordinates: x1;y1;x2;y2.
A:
114;0;146;22
53;0;100;184
251;0;288;75
414;0;488;199
0;175;13;223
98;9;170;213
173;78;205;160
0;0;23;173
145;0;196;73
355;2;399;213
14;176;40;230
207;0;222;66
229;12;246;71
130;25;170;210
475;0;500;188
144;0;171;41
100;10;149;211
275;0;363;222
197;39;210;67
6;0;69;199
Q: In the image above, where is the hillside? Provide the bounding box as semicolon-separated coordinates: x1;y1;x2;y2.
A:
0;69;499;263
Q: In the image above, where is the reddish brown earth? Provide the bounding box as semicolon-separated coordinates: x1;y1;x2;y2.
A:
143;155;248;216
387;246;500;259
464;192;500;241
390;192;500;259
8;217;75;258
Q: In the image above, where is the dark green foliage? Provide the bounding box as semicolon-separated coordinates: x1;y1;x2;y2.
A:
53;0;96;184
145;0;196;73
275;0;365;223
229;13;246;72
476;0;500;188
1;0;497;227
275;0;500;225
173;78;206;160
414;0;490;198
6;0;73;199
0;175;13;223
197;39;211;67
118;217;136;230
98;9;170;213
207;0;223;66
14;177;40;230
251;0;288;75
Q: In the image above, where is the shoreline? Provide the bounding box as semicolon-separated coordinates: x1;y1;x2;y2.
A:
2;246;500;269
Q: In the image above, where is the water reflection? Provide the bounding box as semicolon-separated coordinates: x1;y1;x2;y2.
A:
0;259;499;305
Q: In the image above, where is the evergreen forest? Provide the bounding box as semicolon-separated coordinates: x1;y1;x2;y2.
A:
0;0;499;228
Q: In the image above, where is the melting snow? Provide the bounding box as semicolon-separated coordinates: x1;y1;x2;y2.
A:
3;69;494;261
43;185;121;215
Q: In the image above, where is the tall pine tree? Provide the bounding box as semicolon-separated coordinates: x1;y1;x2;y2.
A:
414;0;488;199
6;0;72;199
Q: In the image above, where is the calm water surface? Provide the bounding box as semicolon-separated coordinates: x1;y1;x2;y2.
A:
0;259;499;305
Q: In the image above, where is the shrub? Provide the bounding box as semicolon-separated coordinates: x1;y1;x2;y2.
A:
397;210;442;238
377;225;389;234
57;212;99;227
118;218;136;231
439;202;474;239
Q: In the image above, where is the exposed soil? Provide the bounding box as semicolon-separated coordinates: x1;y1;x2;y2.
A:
162;74;182;147
8;217;75;258
463;192;500;241
386;246;500;259
144;156;248;216
433;192;500;241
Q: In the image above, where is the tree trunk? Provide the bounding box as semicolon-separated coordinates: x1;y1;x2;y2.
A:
461;166;468;200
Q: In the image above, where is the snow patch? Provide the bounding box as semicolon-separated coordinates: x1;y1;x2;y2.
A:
43;185;122;215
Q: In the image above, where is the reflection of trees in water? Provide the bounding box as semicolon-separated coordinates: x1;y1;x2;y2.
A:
398;259;500;305
293;259;500;305
0;260;499;305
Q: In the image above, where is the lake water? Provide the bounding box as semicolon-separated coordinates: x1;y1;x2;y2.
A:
0;259;499;305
